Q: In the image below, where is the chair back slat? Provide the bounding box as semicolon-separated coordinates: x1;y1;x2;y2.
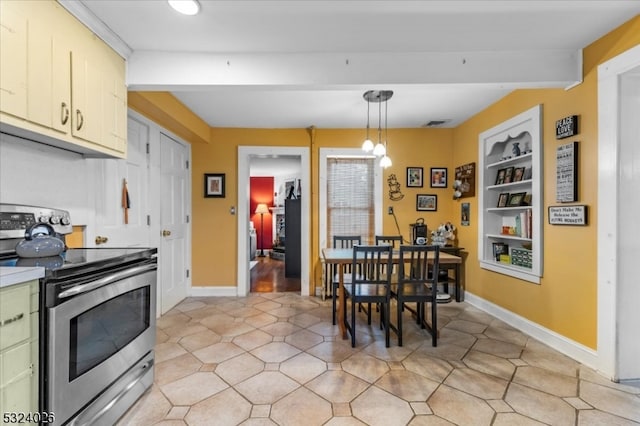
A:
333;235;362;276
352;244;393;287
375;235;403;248
398;245;440;292
334;235;361;249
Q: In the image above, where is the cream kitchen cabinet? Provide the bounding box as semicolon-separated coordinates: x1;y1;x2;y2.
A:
0;279;39;424
0;0;126;158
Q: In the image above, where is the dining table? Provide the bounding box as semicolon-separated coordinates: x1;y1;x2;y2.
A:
321;247;463;340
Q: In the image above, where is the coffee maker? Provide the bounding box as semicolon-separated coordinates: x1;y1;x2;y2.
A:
410;218;428;245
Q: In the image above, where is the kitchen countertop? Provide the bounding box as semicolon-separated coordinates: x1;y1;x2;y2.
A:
0;266;44;288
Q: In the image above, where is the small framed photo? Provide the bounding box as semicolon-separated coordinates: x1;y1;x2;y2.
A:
507;192;526;207
492;242;509;262
416;194;437;211
430;168;447;188
495;168;506;185
461;202;470;226
204;173;225;198
523;167;532;180
497;192;510;208
513;167;526;182
503;167;515;184
406;167;423;188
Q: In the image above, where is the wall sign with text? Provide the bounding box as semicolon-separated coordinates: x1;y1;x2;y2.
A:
454;162;476;198
548;205;588;225
556;142;578;203
555;115;579;139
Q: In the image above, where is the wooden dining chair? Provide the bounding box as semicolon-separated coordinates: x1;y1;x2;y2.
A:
391;244;440;347
331;235;362;325
344;244;393;348
375;235;403;248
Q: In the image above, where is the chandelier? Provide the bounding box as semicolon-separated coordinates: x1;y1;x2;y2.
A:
361;90;393;168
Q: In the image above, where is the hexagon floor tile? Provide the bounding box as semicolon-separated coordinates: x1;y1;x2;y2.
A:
118;294;640;426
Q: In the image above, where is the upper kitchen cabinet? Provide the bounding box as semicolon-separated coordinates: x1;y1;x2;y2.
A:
0;0;127;158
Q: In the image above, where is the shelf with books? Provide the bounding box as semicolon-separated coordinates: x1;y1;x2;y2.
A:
478;105;543;284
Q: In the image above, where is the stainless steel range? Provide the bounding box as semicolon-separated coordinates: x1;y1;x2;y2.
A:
0;203;157;426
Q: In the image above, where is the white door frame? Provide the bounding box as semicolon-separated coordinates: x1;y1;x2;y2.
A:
238;146;311;296
597;44;640;380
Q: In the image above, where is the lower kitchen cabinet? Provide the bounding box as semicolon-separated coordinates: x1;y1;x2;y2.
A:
0;280;39;424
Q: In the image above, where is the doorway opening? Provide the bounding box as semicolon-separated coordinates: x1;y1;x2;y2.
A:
249;155;302;293
237;146;311;297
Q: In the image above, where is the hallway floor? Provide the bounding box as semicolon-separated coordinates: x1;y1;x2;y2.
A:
119;294;640;425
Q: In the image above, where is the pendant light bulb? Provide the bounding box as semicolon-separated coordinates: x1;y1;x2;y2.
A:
373;142;386;157
380;155;392;168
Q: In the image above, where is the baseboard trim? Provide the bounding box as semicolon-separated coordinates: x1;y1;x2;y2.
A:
190;286;239;297
464;292;601;373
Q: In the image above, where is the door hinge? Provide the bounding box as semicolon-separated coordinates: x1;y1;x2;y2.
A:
146;143;150;154
186;160;189;169
147;215;151;226
186;215;190;224
186;269;190;278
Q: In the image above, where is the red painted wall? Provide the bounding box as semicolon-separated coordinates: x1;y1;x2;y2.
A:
250;177;274;250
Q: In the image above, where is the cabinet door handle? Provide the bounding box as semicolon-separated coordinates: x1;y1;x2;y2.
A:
61;102;69;125
76;109;84;131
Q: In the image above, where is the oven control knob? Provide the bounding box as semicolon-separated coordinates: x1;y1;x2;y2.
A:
49;215;61;225
39;215;49;223
60;216;71;226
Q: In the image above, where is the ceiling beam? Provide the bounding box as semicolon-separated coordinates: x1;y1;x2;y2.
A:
127;50;582;90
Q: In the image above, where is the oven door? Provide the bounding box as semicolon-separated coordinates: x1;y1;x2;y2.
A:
47;263;157;425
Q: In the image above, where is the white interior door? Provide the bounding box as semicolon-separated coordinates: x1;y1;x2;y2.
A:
90;116;150;247
159;132;189;313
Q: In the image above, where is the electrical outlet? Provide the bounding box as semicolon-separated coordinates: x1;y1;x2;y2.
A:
388;206;394;215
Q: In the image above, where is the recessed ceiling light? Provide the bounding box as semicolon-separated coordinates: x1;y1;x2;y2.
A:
168;0;200;16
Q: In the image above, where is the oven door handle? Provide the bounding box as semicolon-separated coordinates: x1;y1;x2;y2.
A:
58;263;157;299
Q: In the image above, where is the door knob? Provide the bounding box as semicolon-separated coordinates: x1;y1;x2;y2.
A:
95;236;108;245
162;230;171;237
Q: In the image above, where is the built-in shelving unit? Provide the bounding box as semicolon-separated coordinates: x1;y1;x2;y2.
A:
478;104;543;283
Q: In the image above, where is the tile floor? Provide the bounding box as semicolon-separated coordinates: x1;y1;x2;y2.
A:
119;294;640;425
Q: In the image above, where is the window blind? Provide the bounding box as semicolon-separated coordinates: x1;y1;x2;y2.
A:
327;157;375;244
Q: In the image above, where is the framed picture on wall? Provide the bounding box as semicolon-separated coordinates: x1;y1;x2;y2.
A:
406;167;423;187
430;167;447;188
205;173;225;198
416;194;437;211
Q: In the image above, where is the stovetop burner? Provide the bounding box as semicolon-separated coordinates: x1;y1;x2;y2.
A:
0;247;158;277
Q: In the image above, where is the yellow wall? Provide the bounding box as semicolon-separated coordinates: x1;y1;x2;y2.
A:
452;16;640;349
189;126;455;287
129;15;640;350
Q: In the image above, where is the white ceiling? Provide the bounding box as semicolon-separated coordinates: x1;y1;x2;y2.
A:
64;0;640;129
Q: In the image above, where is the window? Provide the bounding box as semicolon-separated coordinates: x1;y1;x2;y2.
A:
327;157;375;243
319;148;382;249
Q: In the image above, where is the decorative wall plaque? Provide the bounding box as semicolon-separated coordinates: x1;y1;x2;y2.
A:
548;205;588;225
555;115;579;139
454;162;476;198
556;142;578;202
